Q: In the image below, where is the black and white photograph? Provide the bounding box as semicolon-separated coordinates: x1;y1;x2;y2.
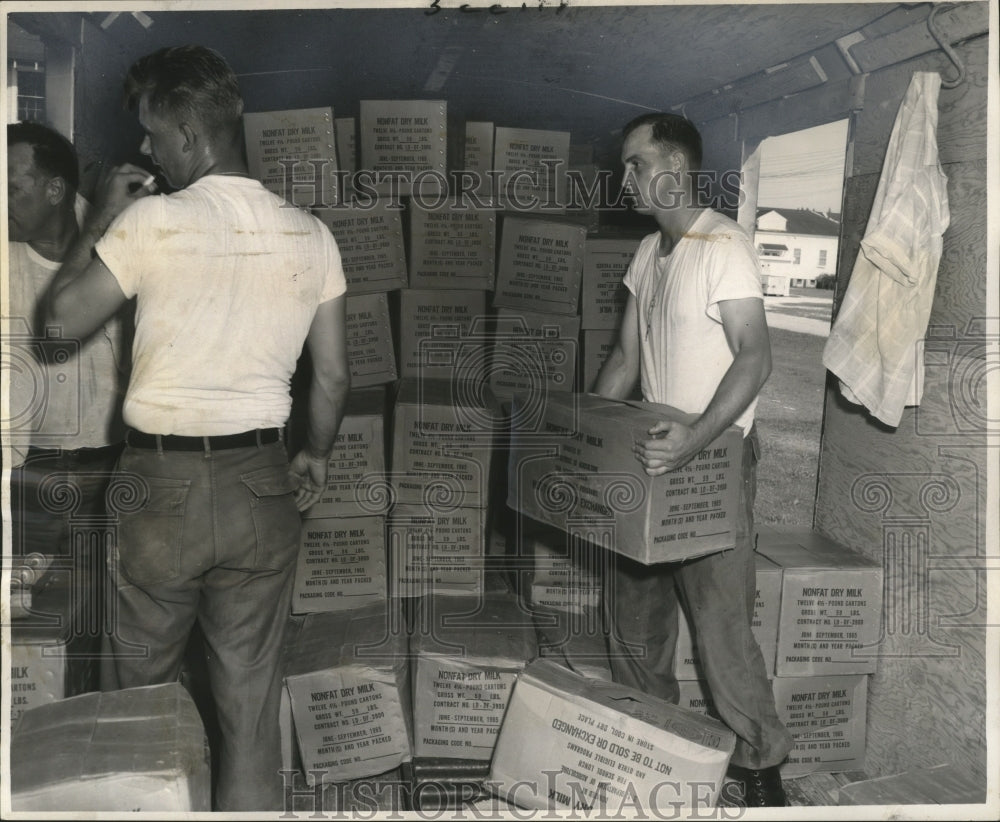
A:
2;0;996;818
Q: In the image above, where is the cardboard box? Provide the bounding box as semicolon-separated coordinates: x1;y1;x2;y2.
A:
346;293;397;388
410;593;537;759
664;673;869;779
10;568;100;725
508;393;742;563
11;683;211;812
463;121;494;199
493;127;570;213
772;674;869;777
408;203;496;290
528;530;602;614
305;387;387;519
280;615;307;774
494;216;586;316
317;202;408;295
335;116;356;176
488;309;580;401
676;679;718;718
293;516;387;614
283;603;412;785
398;288;488;380
410;758;493;812
582;328;617;394
534;605;614;682
673;551;782;679
388;504;487;598
390;378;498;509
490;659;735;812
565;158;601;234
360;100;447;197
580;239;635;330
755;527;883;677
244;107;339;207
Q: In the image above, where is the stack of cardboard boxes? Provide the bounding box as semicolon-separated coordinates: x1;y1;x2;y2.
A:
676;526;882;779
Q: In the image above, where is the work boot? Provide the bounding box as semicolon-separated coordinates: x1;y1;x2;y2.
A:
729;765;788;806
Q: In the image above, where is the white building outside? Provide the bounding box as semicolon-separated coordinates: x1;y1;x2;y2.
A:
754;208;840;289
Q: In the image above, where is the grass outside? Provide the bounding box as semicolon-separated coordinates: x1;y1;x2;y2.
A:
754;323;828;528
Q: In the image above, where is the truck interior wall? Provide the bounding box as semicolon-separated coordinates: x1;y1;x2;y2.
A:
813;33;989;787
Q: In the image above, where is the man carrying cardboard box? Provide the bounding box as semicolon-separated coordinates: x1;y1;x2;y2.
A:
592;112;793;806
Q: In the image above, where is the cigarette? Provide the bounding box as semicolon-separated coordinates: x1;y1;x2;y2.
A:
140;174;157;192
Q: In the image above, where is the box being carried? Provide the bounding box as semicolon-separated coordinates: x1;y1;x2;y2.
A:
490;659;735;812
283;603;412;785
755;526;883;677
508;393;742;563
11;683;211;812
410;593;537;759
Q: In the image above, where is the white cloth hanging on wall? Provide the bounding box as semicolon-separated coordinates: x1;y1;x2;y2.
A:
822;71;950;427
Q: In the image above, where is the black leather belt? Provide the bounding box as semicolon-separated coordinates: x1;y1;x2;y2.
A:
126;428;282;452
25;443;124;463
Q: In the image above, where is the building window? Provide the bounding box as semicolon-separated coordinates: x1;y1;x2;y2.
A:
758;243;788;258
819;249;828;267
793;248;801;265
10;60;46;123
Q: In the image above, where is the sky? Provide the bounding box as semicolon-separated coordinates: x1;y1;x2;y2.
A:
757;119;849;214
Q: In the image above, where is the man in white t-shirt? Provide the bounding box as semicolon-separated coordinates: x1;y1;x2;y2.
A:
45;46;350;811
593;113;793;806
6;122;127;564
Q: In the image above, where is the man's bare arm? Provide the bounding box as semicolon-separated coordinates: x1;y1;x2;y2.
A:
634;296;770;475
288;295;352;511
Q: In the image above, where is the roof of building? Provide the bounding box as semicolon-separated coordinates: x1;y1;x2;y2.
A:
756;207;841;237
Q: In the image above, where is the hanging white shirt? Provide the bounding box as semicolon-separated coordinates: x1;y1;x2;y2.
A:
822;71;950;427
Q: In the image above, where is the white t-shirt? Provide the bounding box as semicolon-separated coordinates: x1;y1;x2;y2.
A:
96;175;346;435
6;237;126;467
623;209;764;434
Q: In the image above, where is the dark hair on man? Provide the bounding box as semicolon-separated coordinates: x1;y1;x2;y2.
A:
7;121;79;191
623;112;703;171
123;45;243;141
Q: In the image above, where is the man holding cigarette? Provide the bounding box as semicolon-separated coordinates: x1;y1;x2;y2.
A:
46;46;350;811
592;112;793;806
